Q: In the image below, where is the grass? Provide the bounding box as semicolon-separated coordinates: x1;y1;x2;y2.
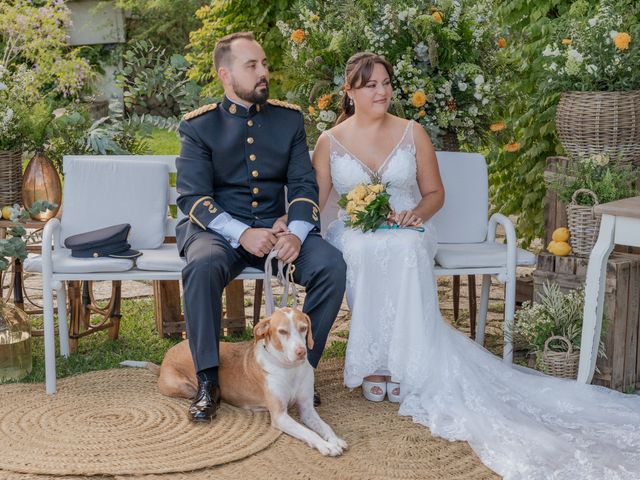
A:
2;296;346;385
146;127;180;155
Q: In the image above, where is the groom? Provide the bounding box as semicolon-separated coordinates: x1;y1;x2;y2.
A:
175;32;347;422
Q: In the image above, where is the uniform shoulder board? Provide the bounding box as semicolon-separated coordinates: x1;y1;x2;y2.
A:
183;103;218;121
267;99;301;112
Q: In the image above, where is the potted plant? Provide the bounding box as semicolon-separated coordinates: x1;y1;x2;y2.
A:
0;201;56;381
510;281;605;379
547;153;638;255
540;0;640;166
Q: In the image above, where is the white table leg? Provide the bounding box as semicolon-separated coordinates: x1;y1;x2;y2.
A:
577;214;616;384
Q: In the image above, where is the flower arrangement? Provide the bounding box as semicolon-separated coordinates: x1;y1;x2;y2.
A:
540;0;640;92
337;181;392;232
547;153;638;207
510;281;605;370
278;0;507;147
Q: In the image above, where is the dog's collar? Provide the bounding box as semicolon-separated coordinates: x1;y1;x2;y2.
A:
261;343;305;370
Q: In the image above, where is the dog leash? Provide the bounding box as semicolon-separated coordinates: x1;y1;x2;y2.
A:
263;249;298;316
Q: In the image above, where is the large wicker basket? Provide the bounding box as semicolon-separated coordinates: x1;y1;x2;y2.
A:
541;335;579;379
567;188;602;256
556;90;640;167
0;150;23;207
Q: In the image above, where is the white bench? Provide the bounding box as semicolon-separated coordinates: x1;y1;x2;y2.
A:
27;152;535;394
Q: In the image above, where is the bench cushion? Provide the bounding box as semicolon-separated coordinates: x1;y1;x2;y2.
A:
136;245;185;272
23;250;134;274
435;242;537;269
61;157;169;250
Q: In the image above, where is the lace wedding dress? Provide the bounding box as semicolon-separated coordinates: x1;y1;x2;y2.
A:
323;120;640;480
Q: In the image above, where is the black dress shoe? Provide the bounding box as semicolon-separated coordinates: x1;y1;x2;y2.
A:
189;380;221;422
313;389;321;407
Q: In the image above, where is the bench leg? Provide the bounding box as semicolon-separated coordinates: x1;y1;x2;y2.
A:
468;275;477;340
43;275;57;395
503;276;516;364
107;281;122;341
476;274;492;346
253;279;263;326
452;275;460;322
55;280;70;358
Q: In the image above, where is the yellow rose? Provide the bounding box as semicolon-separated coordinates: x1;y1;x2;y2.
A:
417;109;426;118
503;142;521;152
561;38;572;45
411;90;427;108
497;37;507;48
353;184;368;200
346;201;356;214
368;184;384;194
364;193;377;204
432;11;443;23
290;29;305;44
614;32;631;51
489;121;506;132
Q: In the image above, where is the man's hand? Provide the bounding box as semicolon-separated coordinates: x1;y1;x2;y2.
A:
239;228;277;257
274;233;302;264
272;214;289;237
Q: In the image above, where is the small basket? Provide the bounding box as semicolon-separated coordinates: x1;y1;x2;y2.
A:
541;335;579;379
0;150;23;207
566;188;602;256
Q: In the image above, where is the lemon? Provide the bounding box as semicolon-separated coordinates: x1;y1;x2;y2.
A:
1;205;12;220
552;227;570;242
548;240;572;256
546;240;557;253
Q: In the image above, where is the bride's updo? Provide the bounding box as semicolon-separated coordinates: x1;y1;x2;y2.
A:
336;52;394;125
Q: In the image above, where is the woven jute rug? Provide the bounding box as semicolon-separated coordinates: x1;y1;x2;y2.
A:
0;368;281;476
0;359;498;480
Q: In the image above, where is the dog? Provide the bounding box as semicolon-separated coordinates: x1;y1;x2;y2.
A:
142;307;347;456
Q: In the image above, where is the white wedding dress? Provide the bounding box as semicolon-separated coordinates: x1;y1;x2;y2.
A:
323;121;640;480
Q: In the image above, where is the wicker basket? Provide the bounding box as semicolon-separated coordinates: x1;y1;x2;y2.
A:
0;150;23;207
541;335;579;379
556;91;640;167
567;188;602;256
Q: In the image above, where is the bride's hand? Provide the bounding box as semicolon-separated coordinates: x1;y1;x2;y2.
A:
395;210;423;227
387;209;397;225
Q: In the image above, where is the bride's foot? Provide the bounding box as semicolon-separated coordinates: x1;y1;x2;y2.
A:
387;381;402;403
362;375;386;402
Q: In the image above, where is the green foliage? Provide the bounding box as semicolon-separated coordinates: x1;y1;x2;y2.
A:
147;128;180;155
278;0;506;147
115;0;208;56
0;201;57;272
115;40;205;119
547;154;639;206
186;0;297;98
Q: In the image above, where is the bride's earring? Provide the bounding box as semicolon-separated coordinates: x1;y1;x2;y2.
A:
349;98;354;107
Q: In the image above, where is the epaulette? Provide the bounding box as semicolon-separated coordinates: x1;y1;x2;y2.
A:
183;103;218;120
267;99;301;112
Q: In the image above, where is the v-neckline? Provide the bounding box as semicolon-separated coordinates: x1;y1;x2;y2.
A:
328;121;412;176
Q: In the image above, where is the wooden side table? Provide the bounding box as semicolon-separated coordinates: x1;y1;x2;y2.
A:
578;196;640;384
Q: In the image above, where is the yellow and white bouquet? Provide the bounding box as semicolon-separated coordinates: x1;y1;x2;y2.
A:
337;181;392;232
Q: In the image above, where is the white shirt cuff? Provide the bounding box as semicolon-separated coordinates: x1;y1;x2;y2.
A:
208;213;249;249
287;220;314;244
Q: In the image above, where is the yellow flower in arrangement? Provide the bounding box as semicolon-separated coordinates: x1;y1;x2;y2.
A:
489;121;506;132
411;90;427;108
309;13;320;22
432;11;443;23
308;106;316;114
497;37;507;48
614;32;631;51
369;184;384;194
338;181;392;232
417;110;426;118
317;93;332;110
290;29;305;44
503;142;521;152
561;38;572;45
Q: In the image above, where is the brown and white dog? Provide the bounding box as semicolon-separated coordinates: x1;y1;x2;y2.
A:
149;307;347;456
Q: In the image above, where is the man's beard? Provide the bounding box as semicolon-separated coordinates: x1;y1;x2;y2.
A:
233;78;269;104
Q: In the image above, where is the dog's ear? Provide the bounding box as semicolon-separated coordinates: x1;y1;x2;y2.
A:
253;317;271;342
303;313;314;349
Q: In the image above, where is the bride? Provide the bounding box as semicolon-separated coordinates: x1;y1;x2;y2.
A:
312;51;640;480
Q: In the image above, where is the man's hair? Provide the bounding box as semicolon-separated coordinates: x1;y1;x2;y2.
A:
213;31;256;71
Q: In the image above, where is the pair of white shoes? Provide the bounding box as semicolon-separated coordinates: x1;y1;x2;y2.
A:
362;379;402;403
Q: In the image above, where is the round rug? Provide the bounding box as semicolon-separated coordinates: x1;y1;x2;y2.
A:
0;368;281;476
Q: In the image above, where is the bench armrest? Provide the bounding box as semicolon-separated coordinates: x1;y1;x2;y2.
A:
41;218;61;277
487;213;517;282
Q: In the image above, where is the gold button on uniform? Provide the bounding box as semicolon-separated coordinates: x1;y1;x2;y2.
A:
247;137;254;144
251;201;258;208
247;120;254;127
252;170;259;178
249;154;256;161
252;187;259;194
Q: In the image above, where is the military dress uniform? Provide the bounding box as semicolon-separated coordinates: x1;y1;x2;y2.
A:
176;96;346;375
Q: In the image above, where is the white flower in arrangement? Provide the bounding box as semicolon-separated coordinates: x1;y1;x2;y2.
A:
566;48;584;64
468;105;478;116
586;64;597;74
474;92;483;100
473;74;485;86
588;18;598;27
319;110;336;122
482;97;489;105
458;81;468;91
0;82;6;91
549;62;558;71
333;74;344;86
542;45;560;57
609;30;619;40
316;122;327;132
592;153;610;166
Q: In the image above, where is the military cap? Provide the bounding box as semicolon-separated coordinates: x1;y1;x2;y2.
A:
64;224;142;259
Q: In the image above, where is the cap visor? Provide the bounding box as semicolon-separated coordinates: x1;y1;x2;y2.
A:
107;249;142;259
